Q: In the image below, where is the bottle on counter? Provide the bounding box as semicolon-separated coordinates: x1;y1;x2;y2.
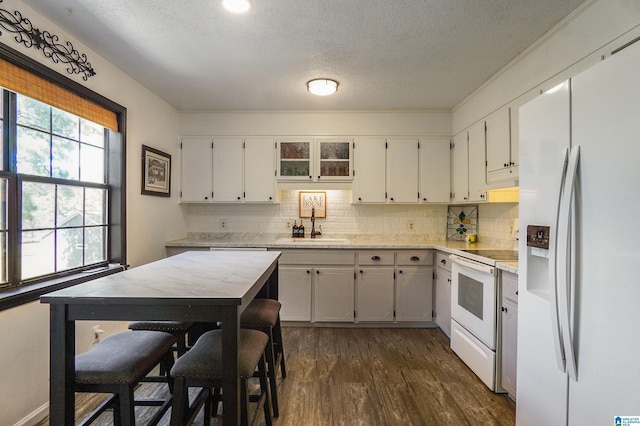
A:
292;220;298;238
299;220;305;238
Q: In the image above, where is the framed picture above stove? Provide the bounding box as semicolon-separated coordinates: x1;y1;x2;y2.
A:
447;205;478;241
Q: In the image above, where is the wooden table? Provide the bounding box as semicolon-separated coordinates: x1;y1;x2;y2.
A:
41;250;281;426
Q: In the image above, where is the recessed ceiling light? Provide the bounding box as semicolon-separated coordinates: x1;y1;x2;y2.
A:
307;79;339;96
223;0;252;13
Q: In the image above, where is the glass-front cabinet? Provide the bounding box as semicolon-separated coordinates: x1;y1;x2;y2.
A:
277;138;353;181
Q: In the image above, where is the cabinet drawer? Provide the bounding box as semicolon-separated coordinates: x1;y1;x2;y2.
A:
502;272;518;303
397;250;433;266
357;251;394;266
436;252;451;272
279;249;355;265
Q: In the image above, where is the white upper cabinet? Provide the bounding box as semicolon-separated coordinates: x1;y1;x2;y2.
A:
451;131;469;203
212;137;244;202
353;137;387;203
486;107;518;183
315;139;353;181
244;138;276;202
277;138;312;181
419;138;451;203
468;121;488;202
181;138;213;202
277;138;353;182
386;138;419;203
181;137;276;203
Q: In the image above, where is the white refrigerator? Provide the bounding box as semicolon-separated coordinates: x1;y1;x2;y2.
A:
517;40;640;425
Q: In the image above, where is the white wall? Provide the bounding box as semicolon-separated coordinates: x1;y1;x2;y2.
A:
453;0;640;135
0;1;185;424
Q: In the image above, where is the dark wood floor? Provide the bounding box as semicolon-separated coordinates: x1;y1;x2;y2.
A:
39;327;515;425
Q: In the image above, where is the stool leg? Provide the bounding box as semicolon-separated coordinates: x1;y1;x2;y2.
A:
119;384;135;426
258;352;274;426
170;377;187;426
241;379;249;426
273;315;287;379
264;329;279;417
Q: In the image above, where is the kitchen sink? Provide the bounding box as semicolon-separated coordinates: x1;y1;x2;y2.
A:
276;238;351;244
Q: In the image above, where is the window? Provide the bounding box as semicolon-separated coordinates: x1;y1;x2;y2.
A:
0;45;126;309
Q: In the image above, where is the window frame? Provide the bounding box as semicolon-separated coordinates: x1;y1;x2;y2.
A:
0;43;127;311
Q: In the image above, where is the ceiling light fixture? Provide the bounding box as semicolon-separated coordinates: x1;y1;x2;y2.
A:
307;79;339;96
222;0;252;13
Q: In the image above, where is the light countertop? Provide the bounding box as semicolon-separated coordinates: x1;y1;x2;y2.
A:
167;233;518;274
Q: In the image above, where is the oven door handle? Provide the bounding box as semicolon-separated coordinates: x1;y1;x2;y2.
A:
449;254;495;275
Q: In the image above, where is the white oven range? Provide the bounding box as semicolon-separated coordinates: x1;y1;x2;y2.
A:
449;249;517;392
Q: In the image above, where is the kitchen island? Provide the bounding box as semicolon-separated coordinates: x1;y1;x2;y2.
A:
41;250;281;426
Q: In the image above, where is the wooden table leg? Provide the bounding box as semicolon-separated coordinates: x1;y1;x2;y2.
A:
221;306;241;426
50;304;75;425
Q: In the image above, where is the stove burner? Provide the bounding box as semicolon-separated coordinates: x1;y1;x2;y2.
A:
461;249;518;261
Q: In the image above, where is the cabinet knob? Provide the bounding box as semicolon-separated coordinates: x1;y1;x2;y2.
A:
358;197;362;201
359;270;363;274
204;196;208;200
269;196;272;200
440;259;446;265
306;270;311;274
371;255;381;261
423;198;427;201
390;197;394;201
309;176;313;180
317;176;321;179
316;270;320;274
501;306;508;313
398;270;403;274
504;163;508;167
237;196;241;200
410;256;420;261
447;278;451;283
515;290;518;295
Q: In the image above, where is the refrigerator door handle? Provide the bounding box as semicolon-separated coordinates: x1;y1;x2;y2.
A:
558;145;580;381
549;147;569;373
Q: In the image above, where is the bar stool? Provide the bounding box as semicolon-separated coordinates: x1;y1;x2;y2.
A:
240;298;286;417
128;321;194;358
169;329;273;426
74;330;177;426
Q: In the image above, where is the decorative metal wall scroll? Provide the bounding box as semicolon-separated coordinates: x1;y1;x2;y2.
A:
0;0;95;80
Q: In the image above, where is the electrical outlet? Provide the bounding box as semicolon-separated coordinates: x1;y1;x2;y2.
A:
286;220;291;230
92;325;104;345
407;219;415;231
219;219;227;229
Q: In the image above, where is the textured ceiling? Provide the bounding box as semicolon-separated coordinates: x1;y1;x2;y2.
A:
22;0;586;111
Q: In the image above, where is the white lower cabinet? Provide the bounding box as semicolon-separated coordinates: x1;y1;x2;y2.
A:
314;267;356;322
395;251;434;322
434;251;452;337
277;248;434;325
356;251;395;322
500;271;518;400
278;266;312;321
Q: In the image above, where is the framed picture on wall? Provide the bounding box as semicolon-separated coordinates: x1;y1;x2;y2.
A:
299;191;326;218
141;145;171;197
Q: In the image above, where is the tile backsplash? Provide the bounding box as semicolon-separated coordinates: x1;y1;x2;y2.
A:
182;190;518;246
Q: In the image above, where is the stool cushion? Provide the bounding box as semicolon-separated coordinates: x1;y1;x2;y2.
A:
240;299;281;328
171;329;268;379
128;321;194;332
75;331;176;385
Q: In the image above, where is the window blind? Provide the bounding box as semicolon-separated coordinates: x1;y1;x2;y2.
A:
0;58;118;131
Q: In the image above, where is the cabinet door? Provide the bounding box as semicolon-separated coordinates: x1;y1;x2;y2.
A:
279;266;312;321
313;267;355;322
485;107;512;174
181;138;213;202
501;298;518;399
396;266;433;322
356;267;395;322
451;132;469;203
244;138;276;202
467;121;487;202
353;138;386;203
277;139;312;181
434;267;452;337
386;138;419;203
316;139;353;181
419;138;451;203
212;137;244;202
